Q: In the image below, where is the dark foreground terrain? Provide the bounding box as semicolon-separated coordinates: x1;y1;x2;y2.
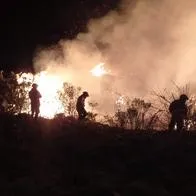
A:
1;114;196;196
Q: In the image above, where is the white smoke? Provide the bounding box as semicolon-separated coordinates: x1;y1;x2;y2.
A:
33;0;196;114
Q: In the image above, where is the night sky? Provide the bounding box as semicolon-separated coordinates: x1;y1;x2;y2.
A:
0;0;120;72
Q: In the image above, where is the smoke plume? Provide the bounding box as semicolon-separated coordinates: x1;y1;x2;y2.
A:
33;0;196;113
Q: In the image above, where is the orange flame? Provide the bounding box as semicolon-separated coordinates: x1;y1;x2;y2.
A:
90;63;109;77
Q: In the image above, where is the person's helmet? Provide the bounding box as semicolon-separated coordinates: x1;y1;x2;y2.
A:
83;91;89;97
179;94;188;101
32;83;38;88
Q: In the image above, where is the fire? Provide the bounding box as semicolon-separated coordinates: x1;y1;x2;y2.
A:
17;63;110;118
17;71;64;118
34;72;64;118
90;63;109;77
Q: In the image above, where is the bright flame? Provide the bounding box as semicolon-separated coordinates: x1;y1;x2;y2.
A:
17;71;65;118
34;72;64;118
17;63;111;118
90;63;108;77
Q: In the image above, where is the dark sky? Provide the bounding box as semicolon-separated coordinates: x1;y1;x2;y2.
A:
0;0;120;72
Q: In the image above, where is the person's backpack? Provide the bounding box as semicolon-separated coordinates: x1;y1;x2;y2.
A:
169;100;178;113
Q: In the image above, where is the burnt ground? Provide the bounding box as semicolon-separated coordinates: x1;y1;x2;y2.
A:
1;113;196;196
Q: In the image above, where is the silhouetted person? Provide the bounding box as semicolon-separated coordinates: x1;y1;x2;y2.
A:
169;94;188;131
76;91;89;120
29;83;41;118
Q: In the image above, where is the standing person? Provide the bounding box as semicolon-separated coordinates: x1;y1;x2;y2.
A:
168;94;188;131
76;91;89;120
29;83;42;118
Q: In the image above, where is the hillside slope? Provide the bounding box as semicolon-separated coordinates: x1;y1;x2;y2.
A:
0;114;196;196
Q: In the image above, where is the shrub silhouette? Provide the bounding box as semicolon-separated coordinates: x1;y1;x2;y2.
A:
0;71;31;114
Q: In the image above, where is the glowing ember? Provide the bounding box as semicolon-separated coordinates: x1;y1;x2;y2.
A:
90;63;108;77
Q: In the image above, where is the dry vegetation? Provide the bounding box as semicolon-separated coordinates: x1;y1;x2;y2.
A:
1;71;196;195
